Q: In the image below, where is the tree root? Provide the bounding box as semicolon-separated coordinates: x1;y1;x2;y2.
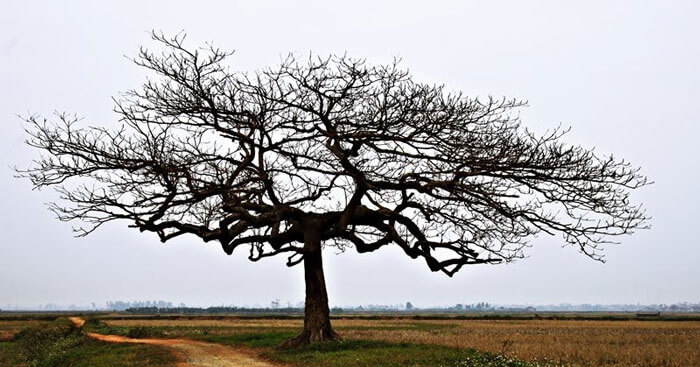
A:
278;327;341;349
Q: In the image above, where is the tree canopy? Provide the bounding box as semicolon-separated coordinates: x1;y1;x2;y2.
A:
22;33;648;274
20;32;649;345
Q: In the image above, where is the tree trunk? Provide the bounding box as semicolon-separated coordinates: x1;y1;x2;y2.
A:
279;226;340;348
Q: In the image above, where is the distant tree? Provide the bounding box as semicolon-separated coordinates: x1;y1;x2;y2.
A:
19;32;648;346
406;302;414;311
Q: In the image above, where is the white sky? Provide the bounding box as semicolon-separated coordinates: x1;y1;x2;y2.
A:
1;0;698;308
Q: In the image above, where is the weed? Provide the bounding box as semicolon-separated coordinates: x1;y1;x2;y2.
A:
9;318;176;367
13;318;85;367
127;326;165;338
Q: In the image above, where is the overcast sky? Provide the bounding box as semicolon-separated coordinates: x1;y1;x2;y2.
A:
1;1;698;309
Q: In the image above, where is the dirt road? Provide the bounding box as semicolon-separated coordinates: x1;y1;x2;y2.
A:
68;317;276;367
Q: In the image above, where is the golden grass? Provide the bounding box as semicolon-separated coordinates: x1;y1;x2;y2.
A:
102;318;700;367
341;319;700;367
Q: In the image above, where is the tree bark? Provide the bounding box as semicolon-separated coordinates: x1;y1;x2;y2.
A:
279;224;340;348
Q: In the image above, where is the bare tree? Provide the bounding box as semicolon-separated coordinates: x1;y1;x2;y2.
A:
19;32;649;347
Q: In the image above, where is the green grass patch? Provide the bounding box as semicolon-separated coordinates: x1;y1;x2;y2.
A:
83;317;166;338
13;318;85;366
266;339;559;367
82;317;130;335
196;330;299;348
193;329;562;367
9;317;176;367
0;341;28;367
52;339;174;367
85;323;266;340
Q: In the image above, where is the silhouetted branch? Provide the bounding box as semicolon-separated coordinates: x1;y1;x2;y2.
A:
18;32;649;276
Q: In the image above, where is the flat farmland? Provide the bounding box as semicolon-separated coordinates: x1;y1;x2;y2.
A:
3;315;699;367
101;317;700;367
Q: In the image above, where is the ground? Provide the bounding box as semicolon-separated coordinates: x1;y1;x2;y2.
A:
1;314;699;367
69;317;273;367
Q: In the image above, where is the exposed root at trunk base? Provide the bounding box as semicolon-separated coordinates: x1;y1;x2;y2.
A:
278;328;341;349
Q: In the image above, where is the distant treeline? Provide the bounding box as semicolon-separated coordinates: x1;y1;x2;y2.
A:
123;305;531;314
107;300;176;311
125;306;304;314
119;301;700;315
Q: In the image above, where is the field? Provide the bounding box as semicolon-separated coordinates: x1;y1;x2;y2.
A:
1;314;698;367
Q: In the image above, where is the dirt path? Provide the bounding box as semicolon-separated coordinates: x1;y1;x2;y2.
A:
69;317;276;367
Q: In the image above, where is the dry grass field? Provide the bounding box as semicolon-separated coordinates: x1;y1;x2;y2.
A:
0;320;49;341
343;319;700;367
103;317;700;367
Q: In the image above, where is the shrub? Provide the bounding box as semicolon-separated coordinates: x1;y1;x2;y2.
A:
13;318;85;367
127;326;165;338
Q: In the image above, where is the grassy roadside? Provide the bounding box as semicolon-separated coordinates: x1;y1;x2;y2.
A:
0;318;176;367
0;341;26;367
